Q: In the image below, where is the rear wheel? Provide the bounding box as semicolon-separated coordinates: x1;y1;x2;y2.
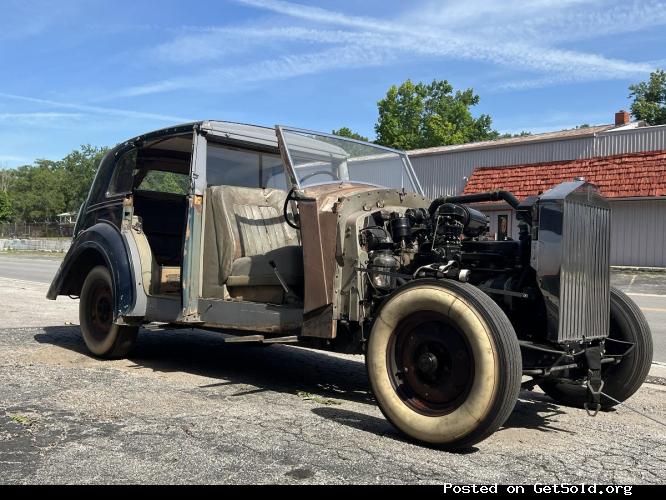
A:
79;265;138;359
540;287;653;409
366;279;522;449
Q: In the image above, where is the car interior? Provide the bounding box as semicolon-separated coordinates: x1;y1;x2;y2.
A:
128;134;304;305
201;141;303;304
130;135;192;296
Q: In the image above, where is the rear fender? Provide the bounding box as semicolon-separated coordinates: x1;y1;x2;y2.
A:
46;221;135;320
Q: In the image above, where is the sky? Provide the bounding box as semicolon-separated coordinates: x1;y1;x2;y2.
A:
1;0;665;168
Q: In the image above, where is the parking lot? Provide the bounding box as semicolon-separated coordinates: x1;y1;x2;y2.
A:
1;254;665;484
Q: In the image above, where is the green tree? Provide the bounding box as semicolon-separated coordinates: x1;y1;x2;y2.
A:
0;190;13;222
138;170;189;194
6;144;107;222
375;79;499;149
629;69;666;125
59;145;108;213
498;131;532;139
8;160;65;222
331;127;369;142
0;169;14;192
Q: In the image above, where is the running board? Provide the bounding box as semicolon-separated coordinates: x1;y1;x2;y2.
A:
222;335;265;343
221;334;299;344
262;335;299;344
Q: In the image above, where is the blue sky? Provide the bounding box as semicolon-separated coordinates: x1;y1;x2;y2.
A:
1;0;665;167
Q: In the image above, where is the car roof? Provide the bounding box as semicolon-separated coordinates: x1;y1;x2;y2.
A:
120;121;356;161
119;121;278;149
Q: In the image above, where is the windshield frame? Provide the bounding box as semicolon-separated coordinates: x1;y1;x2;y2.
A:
275;125;424;196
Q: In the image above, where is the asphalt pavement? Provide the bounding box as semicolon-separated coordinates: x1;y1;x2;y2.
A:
0;315;664;484
0;256;665;484
0;254;62;283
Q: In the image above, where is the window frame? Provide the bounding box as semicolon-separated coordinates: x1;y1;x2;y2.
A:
106;147;138;198
134;169;191;196
205;139;288;190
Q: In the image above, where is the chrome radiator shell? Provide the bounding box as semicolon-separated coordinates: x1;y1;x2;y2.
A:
531;181;611;343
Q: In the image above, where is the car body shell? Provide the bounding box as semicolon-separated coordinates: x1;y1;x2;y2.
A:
47;121;426;338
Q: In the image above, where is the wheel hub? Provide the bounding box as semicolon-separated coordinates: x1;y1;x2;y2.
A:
416;351;439;376
389;312;474;416
88;281;113;341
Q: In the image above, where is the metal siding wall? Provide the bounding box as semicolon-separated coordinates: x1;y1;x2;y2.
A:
482;209;520;240
409;125;666;199
595;126;666;156
480;201;666;267
609;200;666;267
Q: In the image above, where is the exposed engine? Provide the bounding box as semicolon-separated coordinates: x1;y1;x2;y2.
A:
361;200;528;300
361;182;612;350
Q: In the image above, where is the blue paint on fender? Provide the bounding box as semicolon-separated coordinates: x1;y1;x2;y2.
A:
47;221;135;320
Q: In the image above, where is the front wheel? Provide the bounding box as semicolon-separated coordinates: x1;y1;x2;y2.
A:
366;279;522;450
79;265;138;359
540;287;653;409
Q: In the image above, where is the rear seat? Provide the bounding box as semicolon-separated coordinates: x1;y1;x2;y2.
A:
202;185;303;299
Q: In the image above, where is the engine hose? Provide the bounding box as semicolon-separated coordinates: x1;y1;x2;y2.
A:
429;190;520;214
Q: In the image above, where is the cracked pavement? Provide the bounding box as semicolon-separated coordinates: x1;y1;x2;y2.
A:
0;277;665;484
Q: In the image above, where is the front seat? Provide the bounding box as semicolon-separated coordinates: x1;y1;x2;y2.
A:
203;185;303;301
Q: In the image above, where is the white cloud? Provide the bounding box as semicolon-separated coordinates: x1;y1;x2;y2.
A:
120;43;396;97
234;1;657;83
0;112;83;125
111;0;660;97
149;26;382;64
0;93;193;123
432;0;666;44
0;0;86;40
404;0;594;28
235;0;396;32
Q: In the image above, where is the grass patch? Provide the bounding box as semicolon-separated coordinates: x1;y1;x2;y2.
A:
9;413;36;426
1;250;66;259
296;391;342;406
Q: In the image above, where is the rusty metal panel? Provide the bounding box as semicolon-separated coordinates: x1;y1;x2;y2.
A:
300;200;338;315
302;304;336;339
181;194;204;321
198;298;303;333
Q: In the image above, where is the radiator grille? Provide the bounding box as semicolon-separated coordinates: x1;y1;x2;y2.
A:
558;201;611;342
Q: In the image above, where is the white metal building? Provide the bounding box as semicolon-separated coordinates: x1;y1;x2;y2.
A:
407;112;666;268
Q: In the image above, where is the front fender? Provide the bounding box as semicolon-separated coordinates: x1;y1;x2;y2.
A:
47;221;135;320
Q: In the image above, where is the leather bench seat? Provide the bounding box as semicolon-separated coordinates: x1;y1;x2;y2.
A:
226;246;303;287
203;185;303;298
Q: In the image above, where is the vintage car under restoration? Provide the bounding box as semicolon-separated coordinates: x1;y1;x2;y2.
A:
48;121;653;449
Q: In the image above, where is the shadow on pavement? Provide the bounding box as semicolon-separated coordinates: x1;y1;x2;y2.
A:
502;391;573;434
311;391;572;452
35;326;573;440
35;325;374;405
311;406;482;454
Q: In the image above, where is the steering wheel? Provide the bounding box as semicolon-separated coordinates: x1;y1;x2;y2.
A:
283;188;302;230
299;170;339;183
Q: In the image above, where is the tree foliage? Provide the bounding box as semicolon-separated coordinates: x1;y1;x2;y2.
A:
374;79;499;149
331;127;369;142
0;190;13;222
498;131;532;138
5;145;107;222
138;170;189;195
629;69;666;125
